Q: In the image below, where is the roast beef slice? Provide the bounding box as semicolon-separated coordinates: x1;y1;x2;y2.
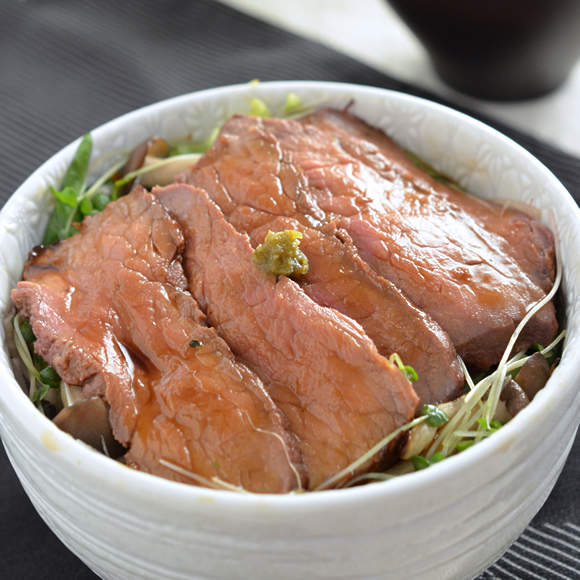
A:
156;183;420;490
181;112;557;371
12;189;305;493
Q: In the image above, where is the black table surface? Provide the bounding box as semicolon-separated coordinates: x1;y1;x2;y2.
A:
1;1;580;578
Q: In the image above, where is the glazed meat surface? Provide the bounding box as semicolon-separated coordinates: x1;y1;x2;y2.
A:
250;218;463;407
182;112;557;371
181;118;464;405
302;108;557;296
12;189;305;493
155;183;420;489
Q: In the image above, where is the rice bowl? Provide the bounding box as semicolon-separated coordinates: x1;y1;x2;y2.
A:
1;81;579;580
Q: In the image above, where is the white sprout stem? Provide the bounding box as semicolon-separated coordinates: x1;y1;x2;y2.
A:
240;409;304;493
426;373;492;458
452;430;494;439
314;415;429;492
84;159;126;199
459;357;475;391
483;218;562;426
12;314;41;386
159;459;247;493
117;154;202;186
12;314;47;413
343;472;397;488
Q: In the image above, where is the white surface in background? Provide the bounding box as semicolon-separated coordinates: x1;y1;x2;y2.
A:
219;0;580;157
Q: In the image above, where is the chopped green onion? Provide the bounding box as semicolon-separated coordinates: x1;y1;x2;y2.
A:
189;340;202;348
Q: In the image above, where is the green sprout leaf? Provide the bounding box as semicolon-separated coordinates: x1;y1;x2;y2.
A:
388;353;418;382
421;404;450;428
456;440;475;453
18;318;36;344
429;452;445;464
31;383;50;403
411;455;430;471
51;186;78;208
411;452;445;472
403;365;418;382
39;366;61;388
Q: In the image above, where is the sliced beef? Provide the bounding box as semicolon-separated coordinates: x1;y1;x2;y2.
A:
182;118;464;405
302;108;557;295
182;112;557;371
12;189;305;493
250;218;463;407
155;183;420;490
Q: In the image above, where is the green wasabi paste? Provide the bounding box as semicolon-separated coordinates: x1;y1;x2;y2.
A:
252;230;309;278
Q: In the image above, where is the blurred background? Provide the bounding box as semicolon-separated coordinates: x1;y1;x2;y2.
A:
221;0;580;156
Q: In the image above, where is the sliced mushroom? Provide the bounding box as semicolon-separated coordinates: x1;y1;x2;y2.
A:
116;137;170;196
500;380;530;417
53;397;126;458
492;399;512;425
514;352;551;401
138;153;202;188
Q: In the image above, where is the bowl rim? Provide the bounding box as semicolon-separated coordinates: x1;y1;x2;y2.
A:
1;80;580;512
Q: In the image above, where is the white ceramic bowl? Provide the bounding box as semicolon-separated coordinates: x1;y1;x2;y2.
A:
1;81;579;580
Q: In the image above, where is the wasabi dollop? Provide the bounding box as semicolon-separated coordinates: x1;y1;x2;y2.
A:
252;230;309;278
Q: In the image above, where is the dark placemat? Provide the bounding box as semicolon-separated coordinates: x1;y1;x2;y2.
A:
1;1;579;578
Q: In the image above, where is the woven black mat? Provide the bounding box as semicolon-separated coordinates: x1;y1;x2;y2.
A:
1;1;579;578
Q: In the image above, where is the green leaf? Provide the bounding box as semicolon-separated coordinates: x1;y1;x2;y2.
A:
456;440;474;453
33;353;48;370
39;366;61;388
281;93;303;116
18;318;36;344
43;197;80;245
80;197;93;216
429;452;445;464
61;133;93;193
31;383;50;403
43;134;92;246
421;404;450;428
51;186;78;208
92;192;110;212
189;340;203;348
405;150;461;189
411;455;430;471
250;97;271;118
403;365;418;382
